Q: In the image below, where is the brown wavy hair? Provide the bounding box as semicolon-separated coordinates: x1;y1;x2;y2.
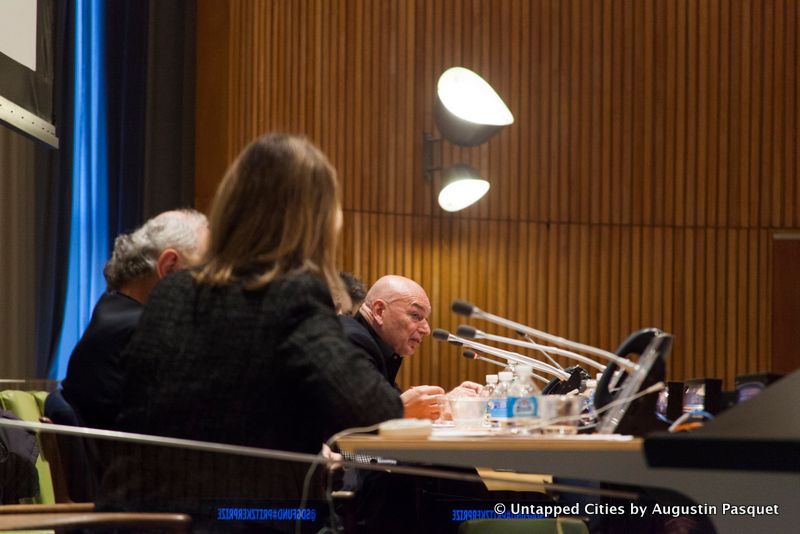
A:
196;133;346;304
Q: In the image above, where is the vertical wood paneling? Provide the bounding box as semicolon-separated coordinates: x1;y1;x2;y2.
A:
197;0;800;389
537;1;551;223
761;0;775;227
771;0;784;229
714;231;726;380
597;225;611;350
796;2;800;227
666;0;695;226
746;229;759;374
0;128;37;378
672;228;686;380
785;3;798;228
680;0;693;228
693;229;705;378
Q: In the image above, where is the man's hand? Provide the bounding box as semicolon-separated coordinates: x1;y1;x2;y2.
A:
401;385;446;420
321;443;343;471
447;380;483;397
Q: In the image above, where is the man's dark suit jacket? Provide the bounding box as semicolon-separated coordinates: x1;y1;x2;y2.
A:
339;313;403;390
61;291;142;430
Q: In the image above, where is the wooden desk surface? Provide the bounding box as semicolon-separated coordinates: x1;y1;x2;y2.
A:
338;433;643;453
337;432;800;534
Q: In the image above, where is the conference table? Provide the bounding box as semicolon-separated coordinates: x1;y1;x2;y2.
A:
338;431;799;533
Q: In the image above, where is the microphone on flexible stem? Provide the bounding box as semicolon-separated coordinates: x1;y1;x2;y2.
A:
462;349;550;385
433;329;567;379
451;300;638;373
461;349;504;368
456;325;591;394
456;325;607;372
519;332;564;370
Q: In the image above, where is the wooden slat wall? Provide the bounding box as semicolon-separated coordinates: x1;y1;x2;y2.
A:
196;0;799;390
0;127;37;378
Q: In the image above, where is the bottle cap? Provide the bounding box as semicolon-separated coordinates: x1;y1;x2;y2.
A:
486;374;498;383
498;371;513;381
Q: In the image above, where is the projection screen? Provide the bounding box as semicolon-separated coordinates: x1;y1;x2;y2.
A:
0;0;58;148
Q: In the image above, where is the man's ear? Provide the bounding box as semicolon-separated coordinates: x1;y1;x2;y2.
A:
372;299;388;326
156;248;181;279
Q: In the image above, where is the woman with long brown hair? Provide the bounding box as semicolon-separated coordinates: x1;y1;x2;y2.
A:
100;133;402;531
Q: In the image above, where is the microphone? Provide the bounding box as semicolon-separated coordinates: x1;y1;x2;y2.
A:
432;328;453;342
450;300;477;316
456;324;607;372
451;300;637;372
432;329;570;380
462;348;504;368
462;349;550;385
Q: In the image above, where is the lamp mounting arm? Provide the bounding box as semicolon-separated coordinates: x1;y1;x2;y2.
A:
422;132;443;181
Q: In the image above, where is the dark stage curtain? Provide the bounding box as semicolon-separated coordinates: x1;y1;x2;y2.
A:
38;0;196;377
105;0;197;237
34;0;75;377
143;0;197;218
104;0;149;237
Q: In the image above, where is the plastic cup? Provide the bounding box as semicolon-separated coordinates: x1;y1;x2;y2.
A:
433;394;451;422
447;397;488;429
539;395;582;435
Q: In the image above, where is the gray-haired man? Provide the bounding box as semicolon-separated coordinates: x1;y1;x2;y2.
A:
54;209;208;430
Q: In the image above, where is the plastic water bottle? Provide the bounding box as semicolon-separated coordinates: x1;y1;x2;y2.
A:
481;374;498;398
507;365;541;431
489;371;514;428
503;362;517;378
581;378;598;428
480;374;498;426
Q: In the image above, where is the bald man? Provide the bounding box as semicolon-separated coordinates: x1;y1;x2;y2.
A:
340;275;480;420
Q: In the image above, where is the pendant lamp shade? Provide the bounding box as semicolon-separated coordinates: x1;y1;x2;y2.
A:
437;164;490;212
434;67;514;147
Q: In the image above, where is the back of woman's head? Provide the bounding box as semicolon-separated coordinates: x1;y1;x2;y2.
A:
198;133;343;294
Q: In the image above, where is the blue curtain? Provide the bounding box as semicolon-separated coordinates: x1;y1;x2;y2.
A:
40;0;194;378
49;0;110;379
